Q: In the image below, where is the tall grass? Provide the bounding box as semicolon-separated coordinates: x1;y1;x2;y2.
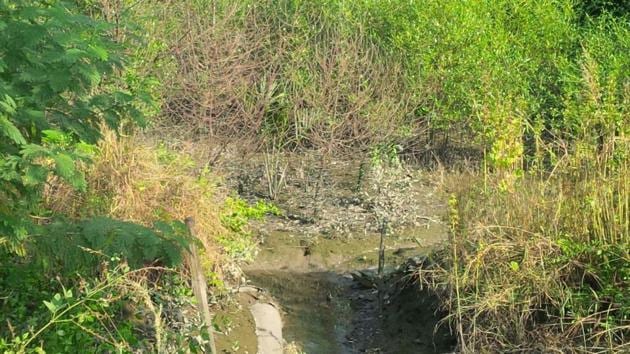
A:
45;129;228;270
124;0;625;164
431;150;628;352
92;131;223;240
121;0;423;155
423;19;629;350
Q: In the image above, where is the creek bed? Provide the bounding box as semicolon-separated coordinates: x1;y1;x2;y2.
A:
235;228;455;353
247;270;352;353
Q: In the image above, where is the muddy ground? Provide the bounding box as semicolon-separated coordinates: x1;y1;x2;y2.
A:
214;155;455;353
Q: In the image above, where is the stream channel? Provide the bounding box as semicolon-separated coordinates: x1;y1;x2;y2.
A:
213;156;457;353
215;225;455;353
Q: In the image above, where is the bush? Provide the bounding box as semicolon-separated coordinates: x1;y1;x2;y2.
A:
46;129;226;262
120;0;419;154
0;256;210;353
0;0;147;253
46;128;276;276
0;4;213;351
424;18;629;347
430;161;628;352
121;0;626;167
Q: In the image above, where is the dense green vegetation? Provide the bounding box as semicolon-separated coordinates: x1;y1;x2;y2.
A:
1;0;141;251
0;1;203;352
138;0;627;165
1;0;628;352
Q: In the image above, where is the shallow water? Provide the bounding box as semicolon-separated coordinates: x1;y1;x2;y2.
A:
236;226;454;353
247;270;351;353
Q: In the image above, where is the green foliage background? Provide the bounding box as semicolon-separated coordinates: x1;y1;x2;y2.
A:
0;2;197;352
132;0;627;171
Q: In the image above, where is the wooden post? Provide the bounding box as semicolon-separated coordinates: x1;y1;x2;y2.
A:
185;217;217;354
377;217;388;315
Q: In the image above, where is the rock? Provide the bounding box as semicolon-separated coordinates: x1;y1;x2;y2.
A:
393;247;416;256
408;255;428;267
238;285;265;294
286;213;315;225
350;270;377;289
250;302;283;354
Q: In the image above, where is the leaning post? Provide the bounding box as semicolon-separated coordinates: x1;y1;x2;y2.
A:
185;217;217;354
377;217;388;315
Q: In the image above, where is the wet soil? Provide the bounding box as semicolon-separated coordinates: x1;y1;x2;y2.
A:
227;154;445;237
217;156;455;353
237;229;454;353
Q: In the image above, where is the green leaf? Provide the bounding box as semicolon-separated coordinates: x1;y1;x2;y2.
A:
74;142;98;157
53;152;86;190
22;165;48;186
53;153;76;180
21;144;50;159
65;48;86;60
48;70;72;91
0;94;16;114
88;44;109;61
43;129;71;145
78;66;101;86
0;115;26;145
43;300;57;313
25;109;45;120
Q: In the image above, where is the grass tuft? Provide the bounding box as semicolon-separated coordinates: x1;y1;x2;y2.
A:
46;129;228;271
424;142;629;352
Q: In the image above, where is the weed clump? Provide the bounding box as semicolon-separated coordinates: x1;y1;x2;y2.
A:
424;142;629;352
47;129;281;278
47;129;225;256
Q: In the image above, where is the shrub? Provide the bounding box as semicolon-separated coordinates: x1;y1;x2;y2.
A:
119;0;419;154
0;0;147;253
424;16;629;348
414;6;628;352
120;0;624;169
46;129;226;261
218;196;281;261
431;161;628;352
0;257;209;353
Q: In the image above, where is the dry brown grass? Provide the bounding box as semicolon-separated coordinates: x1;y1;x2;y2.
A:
46;129;228;267
131;0;422;159
421;144;629;352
